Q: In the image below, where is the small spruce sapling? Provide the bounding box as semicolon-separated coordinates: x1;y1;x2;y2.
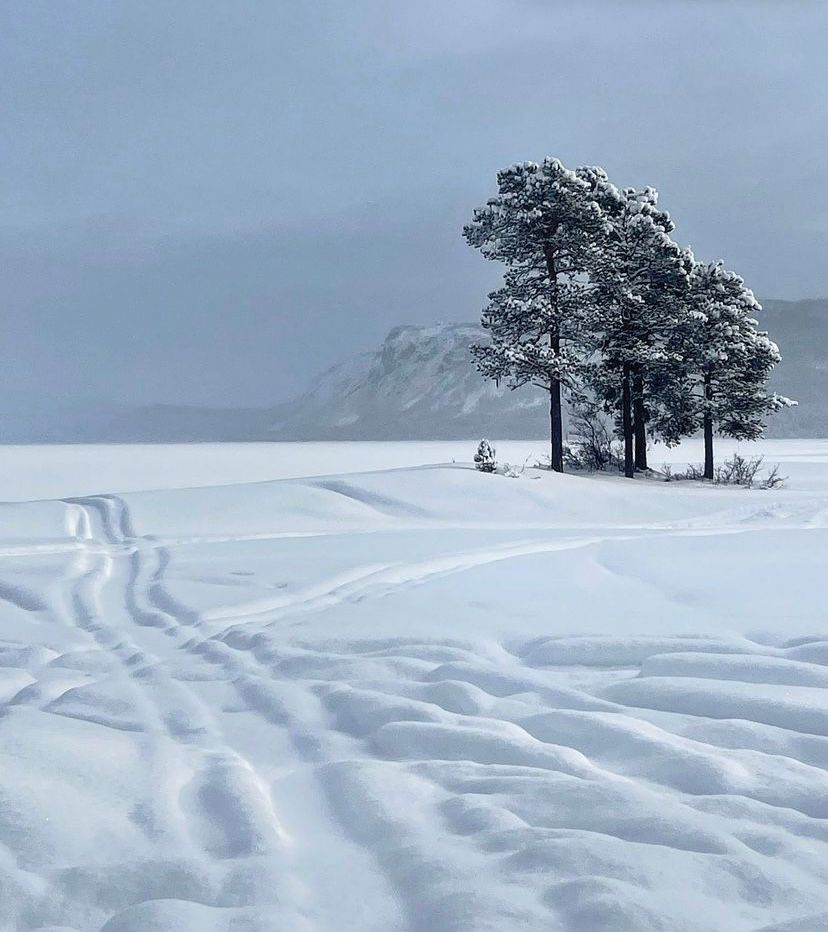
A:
474;439;497;473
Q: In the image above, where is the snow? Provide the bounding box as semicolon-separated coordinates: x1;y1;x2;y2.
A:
1;439;827;930
2;438;827;502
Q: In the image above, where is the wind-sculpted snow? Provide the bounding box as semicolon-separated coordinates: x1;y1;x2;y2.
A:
0;445;827;930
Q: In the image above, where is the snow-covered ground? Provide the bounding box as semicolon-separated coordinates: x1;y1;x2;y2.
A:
1;440;827;931
2;438;827;501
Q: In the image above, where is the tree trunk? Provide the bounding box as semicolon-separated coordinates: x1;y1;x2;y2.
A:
622;363;634;478
542;242;564;473
633;371;647;471
549;371;563;473
703;372;714;480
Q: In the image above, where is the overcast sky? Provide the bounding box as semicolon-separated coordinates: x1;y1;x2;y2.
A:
2;0;827;411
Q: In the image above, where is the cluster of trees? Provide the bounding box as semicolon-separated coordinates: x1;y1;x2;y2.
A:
464;158;793;478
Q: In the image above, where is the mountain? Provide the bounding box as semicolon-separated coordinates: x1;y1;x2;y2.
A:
756;299;828;437
267;323;549;440
2;301;824;442
267;302;827;441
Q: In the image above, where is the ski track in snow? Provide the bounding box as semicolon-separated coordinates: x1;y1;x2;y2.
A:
0;458;827;931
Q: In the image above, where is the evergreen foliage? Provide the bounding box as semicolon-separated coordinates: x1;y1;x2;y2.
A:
465;158;793;478
677;262;795;477
474;439;497;473
580;178;690;476
465;159;603;472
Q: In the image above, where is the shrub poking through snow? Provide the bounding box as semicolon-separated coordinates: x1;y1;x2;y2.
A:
661;453;786;488
761;464;786;489
659;462;707;482
474;439;497;473
714;453;763;487
564;402;624;472
714;453;786;488
563;441;625;473
497;455;533;478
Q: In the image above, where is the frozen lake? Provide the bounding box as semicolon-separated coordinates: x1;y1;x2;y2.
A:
2;437;827;501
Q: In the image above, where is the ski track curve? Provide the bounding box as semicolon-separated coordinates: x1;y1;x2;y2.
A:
30;495;405;932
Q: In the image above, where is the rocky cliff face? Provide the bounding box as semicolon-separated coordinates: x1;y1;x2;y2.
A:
267;323;549;440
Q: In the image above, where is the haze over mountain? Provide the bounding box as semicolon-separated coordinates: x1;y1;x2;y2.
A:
267;299;826;441
1;299;823;444
760;299;828;438
267;323;548;441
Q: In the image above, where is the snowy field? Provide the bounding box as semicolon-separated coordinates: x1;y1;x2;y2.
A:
1;440;828;931
2;438;827;501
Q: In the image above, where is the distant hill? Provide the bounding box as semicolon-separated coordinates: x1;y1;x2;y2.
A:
756;299;828;437
266;323;548;440
1;300;824;442
265;301;827;440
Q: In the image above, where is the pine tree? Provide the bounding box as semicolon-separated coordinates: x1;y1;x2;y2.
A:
464;159;602;472
464;161;791;484
474;439;497;472
580;178;689;477
675;261;794;478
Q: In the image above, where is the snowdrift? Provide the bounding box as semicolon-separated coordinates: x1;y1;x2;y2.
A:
1;441;827;930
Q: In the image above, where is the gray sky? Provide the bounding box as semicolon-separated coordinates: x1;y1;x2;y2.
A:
2;0;827;410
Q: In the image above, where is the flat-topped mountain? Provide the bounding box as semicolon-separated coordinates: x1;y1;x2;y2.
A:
1;300;824;442
266;323;548;440
265;301;826;440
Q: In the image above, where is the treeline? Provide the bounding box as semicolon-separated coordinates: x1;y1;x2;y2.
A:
464;159;793;478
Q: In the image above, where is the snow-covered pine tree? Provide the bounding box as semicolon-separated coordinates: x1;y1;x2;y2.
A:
464;159;602;472
474;438;497;472
676;261;794;479
580;177;690;478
